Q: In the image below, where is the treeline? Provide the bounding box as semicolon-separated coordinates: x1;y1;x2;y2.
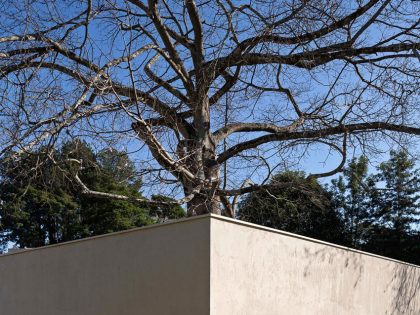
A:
239;150;420;265
0;140;184;251
1;144;419;265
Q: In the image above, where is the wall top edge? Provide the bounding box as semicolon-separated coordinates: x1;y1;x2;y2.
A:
209;214;419;268
0;214;212;258
2;212;418;268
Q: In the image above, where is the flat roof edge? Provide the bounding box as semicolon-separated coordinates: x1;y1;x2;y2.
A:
2;213;418;268
0;214;211;258
209;214;419;268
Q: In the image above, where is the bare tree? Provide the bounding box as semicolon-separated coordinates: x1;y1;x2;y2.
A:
0;0;419;216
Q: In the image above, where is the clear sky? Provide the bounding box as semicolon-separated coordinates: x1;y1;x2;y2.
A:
0;0;419;201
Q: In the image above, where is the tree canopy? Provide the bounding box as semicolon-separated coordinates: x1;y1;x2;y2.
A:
0;140;184;249
363;150;420;263
238;171;346;244
0;0;419;215
239;151;420;264
329;156;375;248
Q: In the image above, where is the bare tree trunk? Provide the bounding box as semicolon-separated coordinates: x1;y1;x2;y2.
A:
186;193;221;216
183;93;222;216
184;149;222;216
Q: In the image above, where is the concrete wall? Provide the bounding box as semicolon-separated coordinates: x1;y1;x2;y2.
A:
0;216;210;315
210;216;420;315
1;214;419;315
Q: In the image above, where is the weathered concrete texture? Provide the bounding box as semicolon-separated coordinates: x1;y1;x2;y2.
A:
0;216;210;315
210;216;420;315
0;214;419;315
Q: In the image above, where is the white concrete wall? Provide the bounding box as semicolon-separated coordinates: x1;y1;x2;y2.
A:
1;214;418;315
210;216;420;315
0;216;210;315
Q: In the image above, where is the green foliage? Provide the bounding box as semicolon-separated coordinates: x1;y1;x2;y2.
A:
329;150;419;264
149;195;186;221
363;150;420;263
0;185;80;247
2;143;418;265
374;150;419;232
239;152;420;265
96;148;143;191
0;140;157;249
329;156;375;248
238;171;346;244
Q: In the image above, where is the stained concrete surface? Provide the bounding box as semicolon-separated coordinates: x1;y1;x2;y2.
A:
1;214;418;314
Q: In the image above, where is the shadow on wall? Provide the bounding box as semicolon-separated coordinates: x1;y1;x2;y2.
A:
302;246;364;289
302;245;419;314
389;264;420;315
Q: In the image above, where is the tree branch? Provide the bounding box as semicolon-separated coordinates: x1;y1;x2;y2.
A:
217;122;420;164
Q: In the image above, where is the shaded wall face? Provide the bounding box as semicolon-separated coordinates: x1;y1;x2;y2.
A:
0;218;211;315
210;218;420;315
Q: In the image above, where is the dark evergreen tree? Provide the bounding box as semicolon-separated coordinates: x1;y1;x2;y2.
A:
62;141;155;235
374;150;419;232
0;140;184;250
329;156;375;248
96;148;143;191
363;150;420;263
0;148;84;247
329;151;420;264
238;171;346;244
149;195;186;222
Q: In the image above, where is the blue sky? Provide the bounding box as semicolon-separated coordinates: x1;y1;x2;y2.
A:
0;0;419;198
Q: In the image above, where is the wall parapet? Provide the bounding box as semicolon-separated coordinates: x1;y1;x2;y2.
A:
1;214;418;314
